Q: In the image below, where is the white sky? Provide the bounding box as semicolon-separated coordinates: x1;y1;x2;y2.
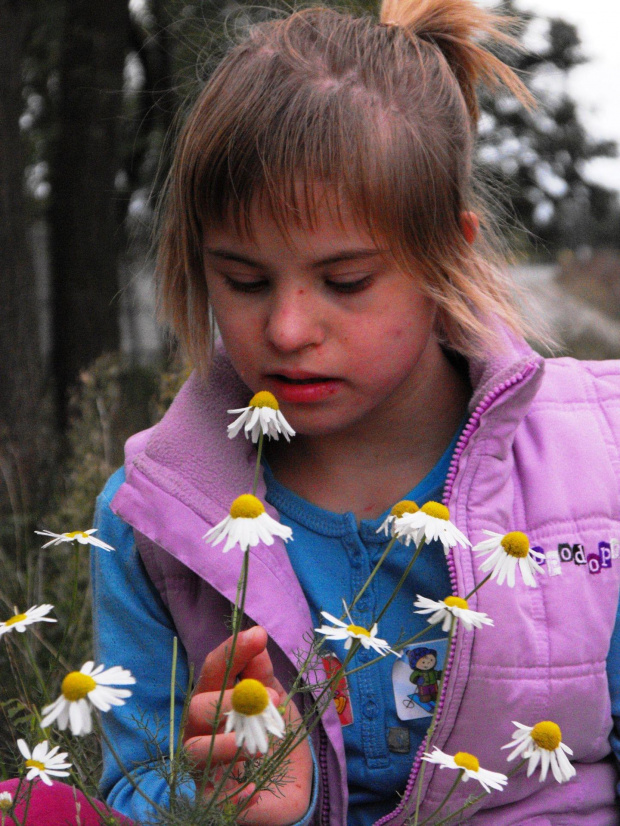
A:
489;0;620;191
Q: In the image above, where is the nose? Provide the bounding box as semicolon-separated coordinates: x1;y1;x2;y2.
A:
265;286;325;353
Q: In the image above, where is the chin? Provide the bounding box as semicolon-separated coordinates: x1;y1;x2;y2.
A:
280;406;366;439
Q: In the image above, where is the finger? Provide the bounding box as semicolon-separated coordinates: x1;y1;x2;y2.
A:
184;731;246;768
186;688;234;736
239;645;279;692
195;626;269;694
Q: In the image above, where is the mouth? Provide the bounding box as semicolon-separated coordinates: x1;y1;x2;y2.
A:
264;373;342;403
270;374;338;385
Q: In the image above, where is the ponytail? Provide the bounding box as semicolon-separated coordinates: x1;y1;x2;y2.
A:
380;0;534;124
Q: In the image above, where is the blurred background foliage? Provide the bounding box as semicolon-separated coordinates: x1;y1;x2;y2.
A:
0;0;619;671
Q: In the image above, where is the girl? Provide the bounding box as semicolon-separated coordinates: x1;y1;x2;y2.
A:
91;0;620;824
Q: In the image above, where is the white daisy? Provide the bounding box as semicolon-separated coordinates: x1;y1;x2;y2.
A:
0;604;56;637
227;391;295;442
413;595;494;632
17;739;71;786
40;661;135;736
0;791;12;811
422;747;508;793
204;494;292;553
502;721;576;784
393;501;471;553
377;500;419;538
315;603;401;658
473;531;545;588
224;678;285;755
35;529;114;552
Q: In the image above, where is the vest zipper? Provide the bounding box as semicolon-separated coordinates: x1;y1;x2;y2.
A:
372;360;539;826
319;723;331;825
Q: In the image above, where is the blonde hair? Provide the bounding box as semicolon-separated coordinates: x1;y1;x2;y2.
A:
156;0;535;374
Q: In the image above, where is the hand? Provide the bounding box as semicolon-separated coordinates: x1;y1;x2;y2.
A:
183;626;313;825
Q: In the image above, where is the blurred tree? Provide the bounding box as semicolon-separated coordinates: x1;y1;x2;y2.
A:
0;0;43;521
48;0;131;425
476;0;618;252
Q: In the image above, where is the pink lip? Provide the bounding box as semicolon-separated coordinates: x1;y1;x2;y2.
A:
265;372;343;403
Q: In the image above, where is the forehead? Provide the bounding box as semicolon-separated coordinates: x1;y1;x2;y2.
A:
206;182;387;260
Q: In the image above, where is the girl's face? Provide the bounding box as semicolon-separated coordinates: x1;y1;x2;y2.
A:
204;191;444;439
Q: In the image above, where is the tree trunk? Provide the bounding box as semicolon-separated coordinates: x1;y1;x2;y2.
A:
48;0;130;424
0;0;43;519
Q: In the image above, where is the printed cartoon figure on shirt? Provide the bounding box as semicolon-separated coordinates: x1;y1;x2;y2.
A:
407;647;441;712
392;638;449;720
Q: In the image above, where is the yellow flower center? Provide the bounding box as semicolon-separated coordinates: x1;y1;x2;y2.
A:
453;751;480;772
232;678;270;716
229;494;265;520
421;501;450;521
0;795;12;811
250;391;279;410
390;500;419;518
65;531;89;540
444;596;468;610
61;671;97;701
346;624;370;637
25;759;46;771
4;613;27;627
531;721;562;751
500;531;530;558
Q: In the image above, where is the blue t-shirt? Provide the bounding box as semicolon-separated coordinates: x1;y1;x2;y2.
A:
263;428;458;826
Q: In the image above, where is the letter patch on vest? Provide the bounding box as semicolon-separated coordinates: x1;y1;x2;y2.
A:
539;540;615;576
392;637;449;720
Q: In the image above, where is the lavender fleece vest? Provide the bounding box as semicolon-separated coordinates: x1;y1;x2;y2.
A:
112;337;620;826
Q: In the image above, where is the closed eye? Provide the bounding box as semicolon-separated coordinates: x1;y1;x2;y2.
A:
326;274;375;294
223;276;268;293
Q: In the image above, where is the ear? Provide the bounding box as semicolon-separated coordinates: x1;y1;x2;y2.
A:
460;211;479;245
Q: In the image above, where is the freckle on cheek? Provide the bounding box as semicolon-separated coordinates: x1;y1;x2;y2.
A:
298;289;304;295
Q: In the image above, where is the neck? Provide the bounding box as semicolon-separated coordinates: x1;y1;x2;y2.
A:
266;347;471;520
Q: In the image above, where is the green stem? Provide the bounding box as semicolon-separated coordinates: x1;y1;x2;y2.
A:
210;744;245;803
177;662;195;756
417;770;464;826
200;434;264;802
464;571;493;600
374;535;426;626
54;541;82;669
412;616;456;826
169;635;178;793
199;548;250;800
252;432;265;497
348;535;398;615
22;634;48;701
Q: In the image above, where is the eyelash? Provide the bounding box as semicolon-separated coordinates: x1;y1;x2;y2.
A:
223;275;374;295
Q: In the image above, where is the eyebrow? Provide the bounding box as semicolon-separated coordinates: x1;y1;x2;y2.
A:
204;247;385;269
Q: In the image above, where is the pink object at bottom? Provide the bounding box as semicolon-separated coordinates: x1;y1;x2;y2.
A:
0;779;133;825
